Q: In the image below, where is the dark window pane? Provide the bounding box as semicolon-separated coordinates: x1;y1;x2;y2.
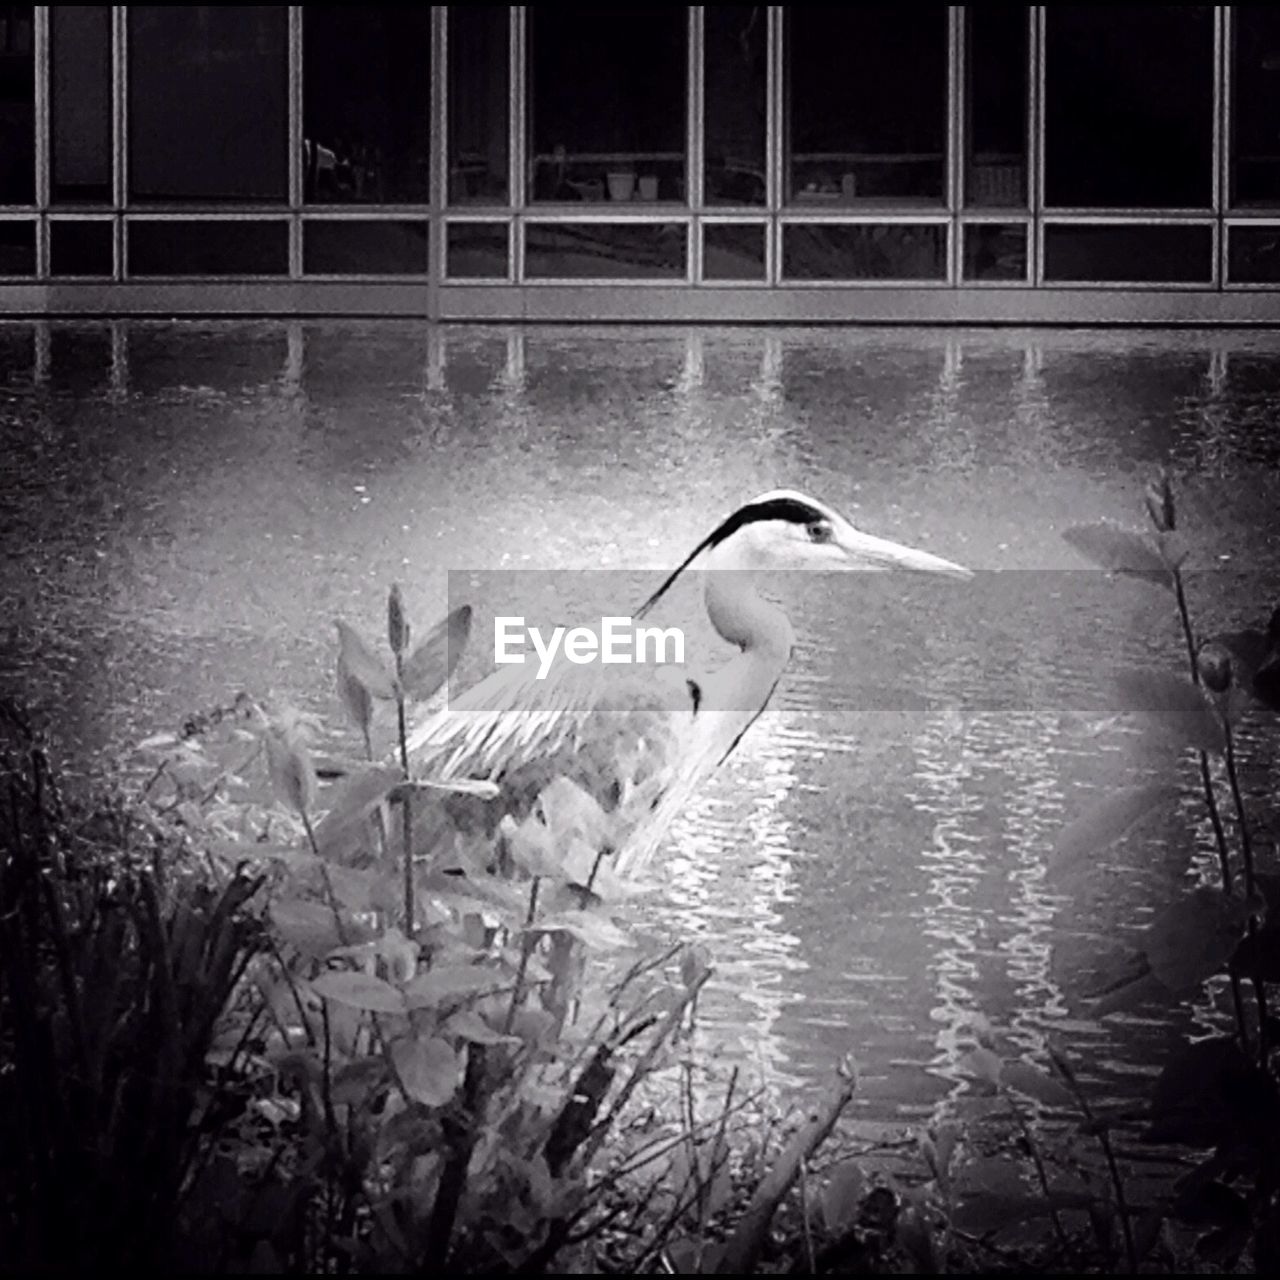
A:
304;220;429;274
51;6;112;203
1045;6;1213;209
448;6;509;204
1232;10;1280;208
962;223;1027;281
50;221;113;276
1228;226;1280;284
966;7;1027;208
446;222;509;278
1043;224;1212;282
304;7;431;204
524;223;687;279
703;223;766;280
787;8;946;205
128;220;289;275
0;6;35;204
705;6;766;206
0;221;35;275
529;8;687;203
782;224;946;280
129;8;286;202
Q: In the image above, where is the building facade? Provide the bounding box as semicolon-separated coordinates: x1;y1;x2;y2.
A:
3;5;1280;322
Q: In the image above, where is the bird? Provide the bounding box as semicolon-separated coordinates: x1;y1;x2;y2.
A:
404;490;971;880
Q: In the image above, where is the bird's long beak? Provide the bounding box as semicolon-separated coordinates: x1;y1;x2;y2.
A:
835;521;973;579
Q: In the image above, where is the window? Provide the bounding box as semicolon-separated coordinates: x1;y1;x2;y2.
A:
962;224;1027;282
51;6;112;204
448;6;509;205
1043;224;1213;283
528;8;687;204
1232;9;1280;208
786;7;947;206
304;6;432;205
303;220;429;274
524;223;687;279
966;7;1027;209
0;6;35;205
446;222;510;279
128;220;289;275
50;221;113;276
703;223;767;281
782;224;947;281
128;7;288;203
1045;6;1213;209
704;6;767;206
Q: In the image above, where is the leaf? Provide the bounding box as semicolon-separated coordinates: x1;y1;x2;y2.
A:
337;651;374;746
311;970;406;1015
442;1009;520;1046
402;963;509;1009
525;911;631;951
400;604;472;703
537;776;610;849
1002;1062;1075;1107
1090;969;1167;1018
1053;784;1179;867
1062;522;1173;589
1115;669;1225;754
1146;1035;1251;1145
330;1055;388;1105
820;1158;867;1235
311;764;402;862
1230;918;1280;983
391;1035;463;1107
265;729;318;817
335;619;396;700
395;776;502;800
1145;888;1250;992
270;898;342;957
959;1045;1004;1091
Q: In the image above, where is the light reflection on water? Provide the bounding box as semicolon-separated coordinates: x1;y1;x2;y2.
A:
3;319;1280;1137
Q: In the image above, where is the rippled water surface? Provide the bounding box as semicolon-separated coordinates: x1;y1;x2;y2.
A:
3;320;1280;1141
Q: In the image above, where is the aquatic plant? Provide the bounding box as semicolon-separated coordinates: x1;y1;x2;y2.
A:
1055;472;1280;1269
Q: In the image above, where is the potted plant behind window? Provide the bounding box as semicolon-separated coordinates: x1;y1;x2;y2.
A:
606;170;636;202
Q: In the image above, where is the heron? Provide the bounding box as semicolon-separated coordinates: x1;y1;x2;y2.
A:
405;490;971;880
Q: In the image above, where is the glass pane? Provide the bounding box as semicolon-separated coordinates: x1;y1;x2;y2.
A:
1043;224;1212;283
0;6;35;204
528;8;687;204
448;6;509;205
702;223;766;280
524;223;687;279
966;8;1027;208
50;221;113;276
304;220;429;274
51;6;112;204
129;8;287;203
128;220;289;275
782;224;946;281
446;222;509;278
1228;226;1280;284
787;8;946;206
0;221;35;274
1045;6;1213;209
1232;10;1280;208
305;6;431;205
962;223;1027;281
704;6;766;206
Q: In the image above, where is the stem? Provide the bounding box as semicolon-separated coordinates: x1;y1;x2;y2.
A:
1174;568;1234;893
503;877;541;1036
1225;720;1269;1065
394;665;414;939
1006;1095;1069;1255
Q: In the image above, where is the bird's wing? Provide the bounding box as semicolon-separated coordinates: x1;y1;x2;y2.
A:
405;656;700;829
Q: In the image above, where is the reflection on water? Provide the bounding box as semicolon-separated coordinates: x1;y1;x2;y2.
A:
4;319;1280;1134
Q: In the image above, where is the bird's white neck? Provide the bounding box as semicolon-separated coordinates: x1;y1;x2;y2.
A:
702;539;795;660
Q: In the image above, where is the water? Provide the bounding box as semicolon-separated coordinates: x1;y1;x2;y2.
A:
3;320;1280;1147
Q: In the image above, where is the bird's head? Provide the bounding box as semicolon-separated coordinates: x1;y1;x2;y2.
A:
636;489;972;617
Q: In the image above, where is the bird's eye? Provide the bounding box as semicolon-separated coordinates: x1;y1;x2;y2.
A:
806;521;833;543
